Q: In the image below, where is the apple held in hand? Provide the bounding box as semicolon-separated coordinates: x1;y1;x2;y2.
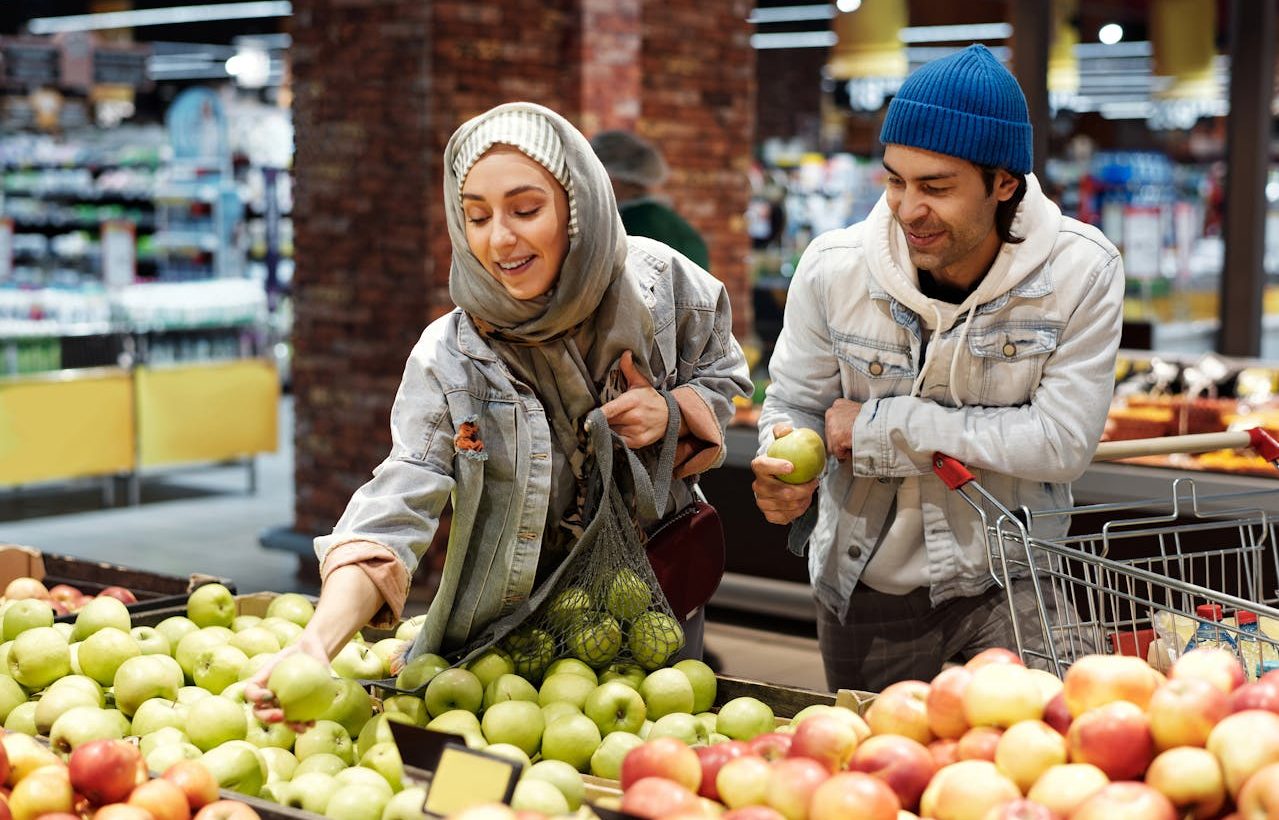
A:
267;653;340;723
767;428;826;484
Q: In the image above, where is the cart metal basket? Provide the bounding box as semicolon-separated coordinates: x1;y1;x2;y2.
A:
933;428;1279;678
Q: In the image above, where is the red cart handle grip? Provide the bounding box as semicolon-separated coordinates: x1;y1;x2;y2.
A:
933;452;974;490
1248;427;1279;466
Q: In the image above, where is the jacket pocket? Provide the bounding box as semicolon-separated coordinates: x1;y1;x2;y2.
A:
830;330;915;399
967;323;1059;406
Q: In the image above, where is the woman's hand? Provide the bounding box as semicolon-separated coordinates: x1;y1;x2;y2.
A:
602;351;669;449
245;631;332;732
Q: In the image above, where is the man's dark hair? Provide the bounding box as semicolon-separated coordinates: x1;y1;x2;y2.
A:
978;166;1027;245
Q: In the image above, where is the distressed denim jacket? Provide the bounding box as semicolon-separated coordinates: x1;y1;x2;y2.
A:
316;237;751;657
759;177;1126;622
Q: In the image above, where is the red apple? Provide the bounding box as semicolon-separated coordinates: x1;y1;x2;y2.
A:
68;739;146;805
1066;700;1154;780
1144;746;1226;819
926;667;973;740
0;736;10;786
865;681;934;745
788;714;859;772
1148;676;1230;750
956;727;1002;762
963;664;1044;729
765;757;830;820
964;648;1023;670
9;770;72;820
980;799;1055;820
1237;760;1279;820
192;799;262;820
93;806;153;820
1062;654;1160;716
1173;647;1246;694
3;578;48;601
620;737;701;793
992;720;1067;793
722;808;787;820
748;733;794;762
1025;763;1109;818
928;739;959;769
919;760;1020;820
808;772;899;820
162;761;220;812
98;587;138;605
849;734;936;812
128;778;190;820
693;741;752;801
620;777;702;819
1041;692;1071;735
1232;679;1279;714
717;755;773;810
1207;710;1279;798
1070;782;1176;820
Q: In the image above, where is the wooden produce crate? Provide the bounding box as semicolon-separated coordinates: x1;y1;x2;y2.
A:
0;544;236;621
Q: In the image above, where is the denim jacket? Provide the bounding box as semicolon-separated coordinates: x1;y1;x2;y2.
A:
316;237;751;656
759;175;1125;622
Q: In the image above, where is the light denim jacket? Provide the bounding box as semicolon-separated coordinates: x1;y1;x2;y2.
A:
759;176;1125;622
316;237;751;657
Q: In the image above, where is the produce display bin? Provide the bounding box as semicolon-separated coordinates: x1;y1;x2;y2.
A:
0;544;235;620
128;590;316;627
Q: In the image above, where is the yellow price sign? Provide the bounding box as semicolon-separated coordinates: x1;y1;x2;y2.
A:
423;744;521;817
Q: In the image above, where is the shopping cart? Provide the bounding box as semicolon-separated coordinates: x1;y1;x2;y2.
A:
932;428;1279;677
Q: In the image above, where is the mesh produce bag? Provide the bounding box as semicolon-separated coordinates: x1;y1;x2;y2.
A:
450;397;686;682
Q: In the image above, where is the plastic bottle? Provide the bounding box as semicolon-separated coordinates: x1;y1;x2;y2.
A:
1184;604;1240;660
1237;611;1278;681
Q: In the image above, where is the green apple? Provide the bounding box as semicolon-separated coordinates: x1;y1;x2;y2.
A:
155;616;199;650
541;701;581;727
605;568;652;622
566;616;622;667
331;640;386;679
716;696;776;741
2;598;53;641
483;742;531;771
544;658;598;684
381;786;429;820
48;705;127;753
8;626;70;688
370;638;408;674
395;652;450;692
465;647;514;690
638;719;653;739
673;658;718;713
265;593;314;626
194;644;251;695
359;741;404;791
140;725;189;757
426;709;485;749
381;694;428;727
294;752;348;777
71;596;130;642
324;783;390;820
525;759;585;811
767;426;827;484
483;673;539;709
512;779;569;816
282;771;341;814
584;680;647;735
394;614;427;642
650;712;709;745
186;694;249;751
200;739;267;797
357;714;397;760
177;684;212;706
540;713;602;772
35;685;100;734
130;626;171;656
480;699;544;757
268;652;340;722
0;674;27;722
324;677;375;737
639;667;695;719
228;627;280;658
232;615;263;632
187;583;237;629
423;668;483;717
4;700;36;734
538;674;596;710
49;624;72;642
627;611;684;670
176;628;234;682
294;719;355;764
260;617;305;646
545;587;593;631
130;698;186;736
46;672;104;703
145;741;202;774
113;654;184;716
259;746;299;782
502;628;555;682
589;730;644;780
696;711;718;736
245;710;297;749
600;661;645;690
336;765;395;799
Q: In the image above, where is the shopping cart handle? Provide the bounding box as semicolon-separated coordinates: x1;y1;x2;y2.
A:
1248;427;1279;466
932;452;975;490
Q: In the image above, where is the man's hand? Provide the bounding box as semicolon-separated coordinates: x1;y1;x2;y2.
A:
602;350;668;449
825;398;862;462
751;423;819;524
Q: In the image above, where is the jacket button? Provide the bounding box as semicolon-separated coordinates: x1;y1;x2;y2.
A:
1002;342;1017;357
868;361;884;376
847;545;862;559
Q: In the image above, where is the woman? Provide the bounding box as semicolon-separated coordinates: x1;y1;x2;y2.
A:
248;102;750;715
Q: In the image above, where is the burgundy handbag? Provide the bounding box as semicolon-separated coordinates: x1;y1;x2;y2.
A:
644;485;726;621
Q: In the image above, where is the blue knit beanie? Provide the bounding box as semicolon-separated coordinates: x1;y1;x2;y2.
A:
880;44;1032;174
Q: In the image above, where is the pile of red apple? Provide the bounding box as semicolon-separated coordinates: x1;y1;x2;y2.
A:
608;646;1279;820
5;577;138;618
0;732;258;820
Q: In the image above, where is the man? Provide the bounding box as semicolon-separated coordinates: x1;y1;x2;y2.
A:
590;130;711;271
752;44;1124;692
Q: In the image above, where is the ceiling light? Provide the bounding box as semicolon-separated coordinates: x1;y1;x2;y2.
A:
899;23;1012;44
226;48;271;89
1099;23;1124;45
750;31;838;49
835;0;862;12
748;4;835;24
27;2;291;35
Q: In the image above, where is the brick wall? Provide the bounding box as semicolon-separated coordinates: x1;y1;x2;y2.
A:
290;0;755;538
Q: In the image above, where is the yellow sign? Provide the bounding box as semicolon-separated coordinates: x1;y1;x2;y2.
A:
423;745;520;817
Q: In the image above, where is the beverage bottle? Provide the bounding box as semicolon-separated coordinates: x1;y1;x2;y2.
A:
1237;611;1279;681
1184;604;1240;661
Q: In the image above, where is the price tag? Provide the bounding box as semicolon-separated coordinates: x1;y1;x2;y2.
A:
422;743;520;817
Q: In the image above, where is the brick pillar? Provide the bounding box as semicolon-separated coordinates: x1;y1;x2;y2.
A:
288;0;754;542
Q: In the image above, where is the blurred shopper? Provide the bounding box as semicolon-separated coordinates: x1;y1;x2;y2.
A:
249;102;750;718
751;45;1124;692
591;130;711;271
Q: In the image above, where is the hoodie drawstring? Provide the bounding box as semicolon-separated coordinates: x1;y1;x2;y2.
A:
910;303;973;408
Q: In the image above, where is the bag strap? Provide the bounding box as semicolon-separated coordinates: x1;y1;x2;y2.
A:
615;390;681;522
